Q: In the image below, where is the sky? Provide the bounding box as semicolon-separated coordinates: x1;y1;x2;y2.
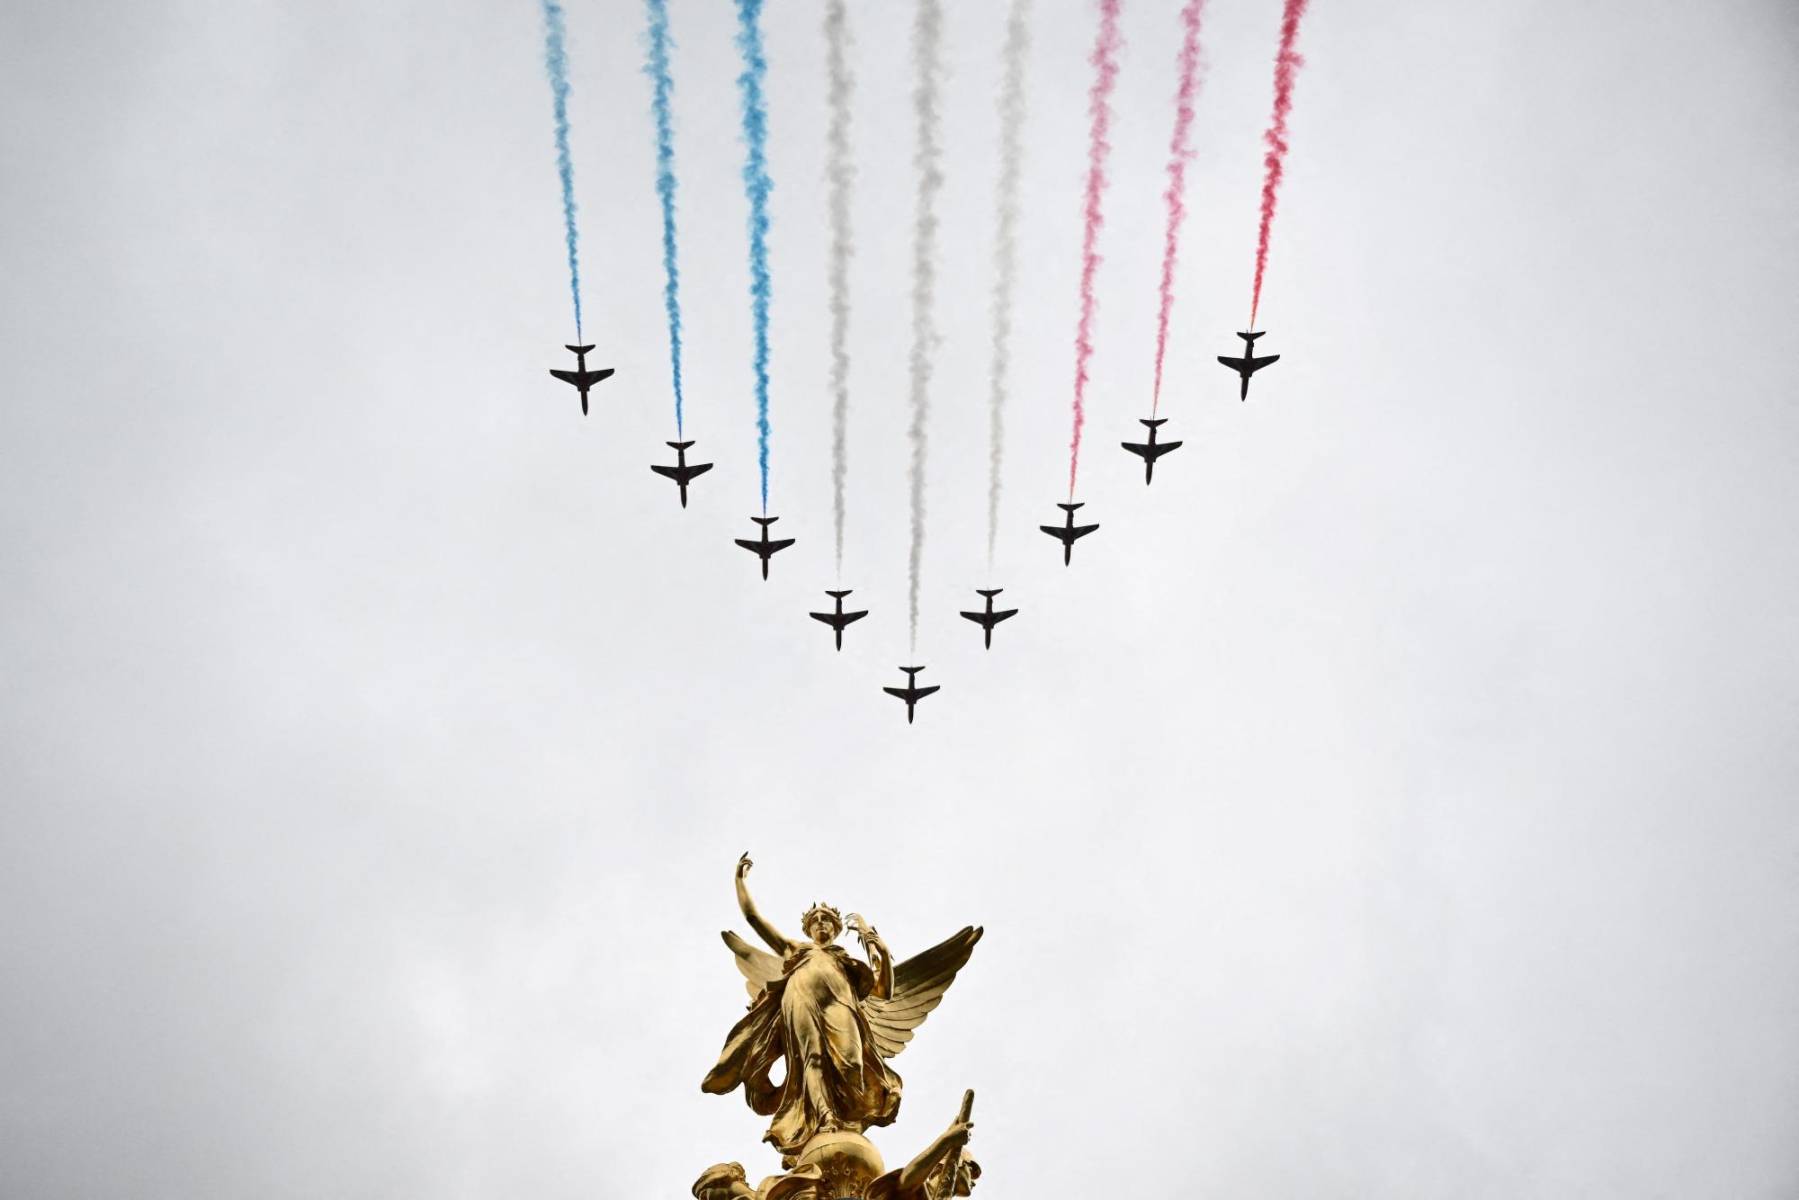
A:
2;0;1798;1196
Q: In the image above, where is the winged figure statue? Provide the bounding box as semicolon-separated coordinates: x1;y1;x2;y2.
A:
701;853;982;1157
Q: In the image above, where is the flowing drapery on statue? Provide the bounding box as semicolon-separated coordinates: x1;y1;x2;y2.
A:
702;854;982;1157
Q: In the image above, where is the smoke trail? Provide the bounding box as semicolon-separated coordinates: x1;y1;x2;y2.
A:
1151;0;1206;417
986;0;1029;570
906;0;943;652
1067;0;1122;500
540;0;582;340
825;0;853;576
645;0;685;434
734;0;774;511
1248;0;1310;329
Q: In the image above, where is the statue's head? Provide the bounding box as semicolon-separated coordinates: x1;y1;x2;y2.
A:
801;902;843;945
692;1162;754;1200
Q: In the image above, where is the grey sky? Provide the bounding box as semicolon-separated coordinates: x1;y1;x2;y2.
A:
2;0;1797;1196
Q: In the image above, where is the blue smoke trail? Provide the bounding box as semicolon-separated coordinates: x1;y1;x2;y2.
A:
644;0;685;435
734;0;773;512
541;0;582;340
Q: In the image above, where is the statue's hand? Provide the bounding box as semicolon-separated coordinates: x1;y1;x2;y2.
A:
737;852;753;879
941;1119;974;1152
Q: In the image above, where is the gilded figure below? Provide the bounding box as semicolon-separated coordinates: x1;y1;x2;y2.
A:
701;853;983;1157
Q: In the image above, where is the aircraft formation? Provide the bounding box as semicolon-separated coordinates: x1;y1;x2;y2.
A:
536;0;1316;725
545;329;1281;725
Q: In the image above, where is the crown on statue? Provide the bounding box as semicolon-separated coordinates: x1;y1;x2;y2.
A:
801;903;843;937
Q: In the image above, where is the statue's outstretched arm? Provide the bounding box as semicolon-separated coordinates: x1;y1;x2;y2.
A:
849;915;894;1000
895;1112;973;1196
736;853;795;954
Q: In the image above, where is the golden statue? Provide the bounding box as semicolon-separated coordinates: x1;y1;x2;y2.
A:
701;853;983;1160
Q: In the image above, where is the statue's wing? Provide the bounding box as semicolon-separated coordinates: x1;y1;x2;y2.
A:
723;930;785;1002
863;925;983;1059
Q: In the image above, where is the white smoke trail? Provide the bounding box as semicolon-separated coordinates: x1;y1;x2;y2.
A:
825;0;854;577
906;0;943;653
987;0;1029;570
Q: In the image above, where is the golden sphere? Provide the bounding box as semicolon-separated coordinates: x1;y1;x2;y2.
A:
794;1130;885;1199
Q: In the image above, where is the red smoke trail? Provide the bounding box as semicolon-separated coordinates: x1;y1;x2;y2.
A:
1151;0;1206;418
1067;0;1122;500
1248;0;1310;330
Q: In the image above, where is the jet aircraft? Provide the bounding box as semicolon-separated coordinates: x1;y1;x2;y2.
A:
882;666;940;725
1216;330;1279;400
1121;418;1183;484
733;516;795;580
1039;502;1099;566
650;441;713;508
548;344;615;415
958;589;1018;650
808;589;869;651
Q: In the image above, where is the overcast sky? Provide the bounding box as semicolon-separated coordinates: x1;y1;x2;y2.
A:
3;0;1797;1196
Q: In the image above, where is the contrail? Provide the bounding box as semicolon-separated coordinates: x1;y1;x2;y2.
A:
1248;0;1311;329
644;0;685;435
734;0;774;511
1067;0;1122;500
824;0;854;576
1152;0;1206;417
986;0;1030;570
906;0;943;652
540;0;582;340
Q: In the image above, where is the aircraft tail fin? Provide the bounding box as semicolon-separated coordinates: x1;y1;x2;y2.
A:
1140;418;1167;429
751;516;779;527
1238;330;1264;345
1057;502;1085;514
565;343;596;354
976;588;1004;598
825;589;853;599
667;440;695;451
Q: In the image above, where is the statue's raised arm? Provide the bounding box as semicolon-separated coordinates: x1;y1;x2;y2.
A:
735;852;796;955
847;914;895;1001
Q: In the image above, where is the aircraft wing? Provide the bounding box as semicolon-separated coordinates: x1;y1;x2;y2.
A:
958;610;986;624
882;686;908;701
914;685;941;700
1216;355;1249;371
993;608;1018;622
1121;441;1150;456
733;538;760;553
767;538;795;553
1038;524;1067;538
809;612;838;627
551;368;615;386
650;464;680;479
1071;524;1099;538
1249;354;1279;371
841;610;867;625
